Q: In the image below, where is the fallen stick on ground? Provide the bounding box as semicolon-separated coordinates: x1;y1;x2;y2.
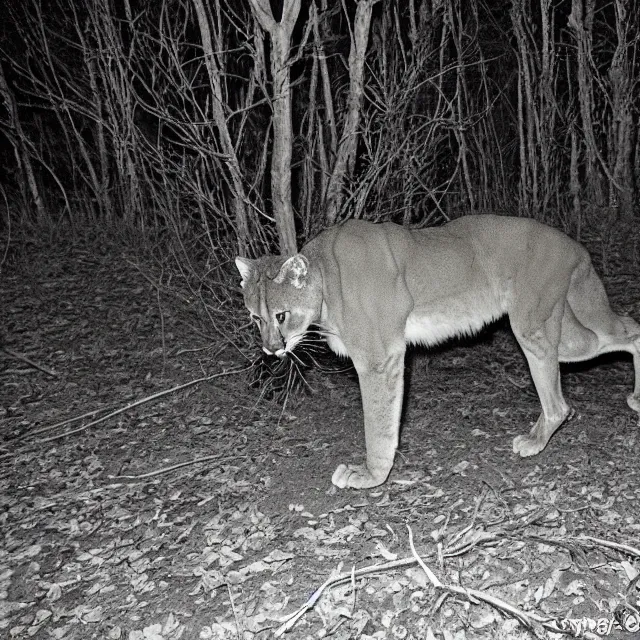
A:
1;347;58;377
1;365;251;461
405;525;587;638
109;454;243;481
15;400;131;439
577;535;640;560
274;524;615;639
274;556;418;636
37;366;249;444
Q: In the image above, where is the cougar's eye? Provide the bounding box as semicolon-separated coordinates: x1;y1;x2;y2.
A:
251;314;261;325
276;312;287;325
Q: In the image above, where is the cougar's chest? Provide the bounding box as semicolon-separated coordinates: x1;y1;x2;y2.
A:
319;301;350;357
325;333;350;357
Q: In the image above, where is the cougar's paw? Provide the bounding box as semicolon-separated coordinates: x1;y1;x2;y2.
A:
512;434;545;457
331;463;387;489
627;393;640;413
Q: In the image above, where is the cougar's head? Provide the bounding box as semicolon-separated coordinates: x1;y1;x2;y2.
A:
235;253;322;358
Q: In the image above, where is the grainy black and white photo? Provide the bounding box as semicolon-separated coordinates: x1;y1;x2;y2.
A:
1;1;639;638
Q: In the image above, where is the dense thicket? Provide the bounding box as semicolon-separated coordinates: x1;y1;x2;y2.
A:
0;0;638;259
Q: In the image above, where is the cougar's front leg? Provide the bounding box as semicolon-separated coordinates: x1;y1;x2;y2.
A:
332;349;405;489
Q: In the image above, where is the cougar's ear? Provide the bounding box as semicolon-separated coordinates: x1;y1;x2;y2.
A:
235;256;255;288
274;254;309;289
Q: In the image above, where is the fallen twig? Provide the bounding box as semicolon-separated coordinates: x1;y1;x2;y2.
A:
1;347;58;377
0;366;251;461
274;522;498;637
227;583;242;640
274;557;417;636
407;525;605;638
14;400;131;440
577;535;640;560
407;525;548;632
36;366;250;444
275;524;605;639
110;454;242;481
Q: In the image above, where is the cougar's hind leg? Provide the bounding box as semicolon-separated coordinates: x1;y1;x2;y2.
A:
563;260;640;413
559;304;640;413
557;301;602;360
616;316;640;413
332;345;405;489
510;298;571;457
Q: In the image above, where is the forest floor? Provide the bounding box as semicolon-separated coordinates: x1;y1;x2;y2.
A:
1;235;640;640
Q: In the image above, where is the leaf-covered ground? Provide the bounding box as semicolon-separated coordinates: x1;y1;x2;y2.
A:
1;240;639;640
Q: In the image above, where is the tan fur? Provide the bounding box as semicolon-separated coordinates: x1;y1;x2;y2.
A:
236;215;640;489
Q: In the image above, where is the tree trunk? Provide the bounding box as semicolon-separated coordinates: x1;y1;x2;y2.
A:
324;0;378;225
568;0;604;213
608;0;635;220
0;63;46;222
192;0;250;254
249;0;300;256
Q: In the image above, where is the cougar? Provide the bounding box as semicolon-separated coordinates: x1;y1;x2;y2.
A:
236;215;640;488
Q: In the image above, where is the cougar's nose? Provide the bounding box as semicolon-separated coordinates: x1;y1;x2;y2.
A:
263;345;286;358
262;327;285;356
